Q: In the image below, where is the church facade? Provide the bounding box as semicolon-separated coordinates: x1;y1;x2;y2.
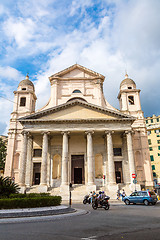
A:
4;64;153;200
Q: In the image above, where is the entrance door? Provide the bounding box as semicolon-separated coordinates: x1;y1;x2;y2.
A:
115;161;123;184
74;168;82;184
35;173;40;185
71;155;84;184
33;163;41;185
115;171;121;183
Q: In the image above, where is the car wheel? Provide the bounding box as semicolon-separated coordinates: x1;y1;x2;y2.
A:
125;199;130;205
152;202;156;205
144;199;149;206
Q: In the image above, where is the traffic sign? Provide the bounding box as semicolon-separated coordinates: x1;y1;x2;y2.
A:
133;179;137;184
132;174;136;178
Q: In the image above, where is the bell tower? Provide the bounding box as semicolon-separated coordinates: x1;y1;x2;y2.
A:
4;75;37;179
117;74;143;120
11;74;37;120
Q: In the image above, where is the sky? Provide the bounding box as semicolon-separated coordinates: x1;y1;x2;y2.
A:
0;0;160;135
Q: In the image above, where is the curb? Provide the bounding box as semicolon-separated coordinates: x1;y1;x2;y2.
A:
0;205;76;218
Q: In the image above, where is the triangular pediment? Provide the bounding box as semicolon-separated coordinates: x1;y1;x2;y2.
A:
49;64;105;80
19;100;135;123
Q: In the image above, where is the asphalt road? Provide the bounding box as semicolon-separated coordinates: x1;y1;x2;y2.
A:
0;202;160;240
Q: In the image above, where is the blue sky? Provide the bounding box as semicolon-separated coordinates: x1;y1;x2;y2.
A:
0;0;160;135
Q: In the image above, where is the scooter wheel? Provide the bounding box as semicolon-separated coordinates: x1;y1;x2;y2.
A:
92;204;97;210
83;200;87;204
104;204;110;210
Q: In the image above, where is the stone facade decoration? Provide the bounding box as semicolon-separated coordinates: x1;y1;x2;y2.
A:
4;65;153;200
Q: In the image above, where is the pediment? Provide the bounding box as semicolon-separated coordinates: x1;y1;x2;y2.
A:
19;100;135;123
49;64;105;80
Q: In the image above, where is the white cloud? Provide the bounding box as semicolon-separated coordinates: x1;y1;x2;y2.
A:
0;0;160;134
3;17;36;48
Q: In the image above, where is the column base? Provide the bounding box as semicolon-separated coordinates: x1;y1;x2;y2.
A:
38;185;48;193
105;184;119;199
87;184;96;193
129;183;141;192
19;186;26;194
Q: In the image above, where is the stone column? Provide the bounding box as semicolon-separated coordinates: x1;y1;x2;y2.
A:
126;131;136;183
40;132;49;187
86;132;94;185
106;131;116;185
61;132;69;186
19;131;28;188
25;134;33;187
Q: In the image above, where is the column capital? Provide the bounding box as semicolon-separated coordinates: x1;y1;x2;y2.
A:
41;131;50;135
105;130;114;135
61;131;70;136
125;130;135;135
21;130;29;136
85;131;94;135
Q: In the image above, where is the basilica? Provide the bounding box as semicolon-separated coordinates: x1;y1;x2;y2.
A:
4;64;153;200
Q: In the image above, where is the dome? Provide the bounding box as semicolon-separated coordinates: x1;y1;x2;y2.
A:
18;75;34;90
120;74;136;88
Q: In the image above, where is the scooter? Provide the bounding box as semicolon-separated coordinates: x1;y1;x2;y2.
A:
83;195;91;204
92;196;110;210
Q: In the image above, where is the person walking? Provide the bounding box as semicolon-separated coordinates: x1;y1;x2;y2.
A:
122;189;126;201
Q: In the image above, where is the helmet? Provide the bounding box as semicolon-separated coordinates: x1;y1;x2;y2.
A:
102;191;104;194
99;191;102;194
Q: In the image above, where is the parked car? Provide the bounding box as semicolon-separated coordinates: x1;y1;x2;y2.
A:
123;190;157;206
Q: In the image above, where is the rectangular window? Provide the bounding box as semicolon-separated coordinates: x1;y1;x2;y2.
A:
155;129;160;134
113;148;122;156
33;149;42;157
157;135;160;137
148;139;152;145
150;155;154;161
158;153;160;156
158;146;160;150
157;118;159;122
149;147;153;151
146;120;148;124
153;172;156;177
151;119;153;123
128;96;134;105
20;97;26;106
157;140;160;144
147;131;151;136
152;165;155;170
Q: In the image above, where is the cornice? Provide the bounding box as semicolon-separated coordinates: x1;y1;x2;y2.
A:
19;118;135;124
49;64;105;81
18;99;135;121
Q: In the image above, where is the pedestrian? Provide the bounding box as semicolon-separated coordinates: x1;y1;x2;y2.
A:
122;189;126;200
117;190;120;200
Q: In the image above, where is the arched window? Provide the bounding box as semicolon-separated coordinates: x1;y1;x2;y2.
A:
72;89;82;93
67;97;87;103
95;154;103;178
52;154;61;179
20;97;26;106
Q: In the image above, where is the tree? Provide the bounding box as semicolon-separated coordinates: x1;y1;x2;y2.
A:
0;137;7;171
0;176;20;197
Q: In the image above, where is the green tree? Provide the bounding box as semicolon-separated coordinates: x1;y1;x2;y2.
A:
0;137;7;171
0;176;20;197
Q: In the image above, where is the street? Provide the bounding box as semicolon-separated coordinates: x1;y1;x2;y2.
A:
0;202;160;240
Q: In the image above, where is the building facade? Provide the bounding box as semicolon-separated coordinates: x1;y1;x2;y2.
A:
145;115;160;185
4;64;153;200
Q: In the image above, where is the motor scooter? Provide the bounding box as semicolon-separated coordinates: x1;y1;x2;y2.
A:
92;196;110;210
83;195;91;204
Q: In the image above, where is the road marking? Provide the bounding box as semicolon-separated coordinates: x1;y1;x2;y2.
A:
81;236;97;240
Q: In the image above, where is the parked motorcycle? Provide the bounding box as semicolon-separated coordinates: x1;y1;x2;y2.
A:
92;196;110;210
83;195;91;204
